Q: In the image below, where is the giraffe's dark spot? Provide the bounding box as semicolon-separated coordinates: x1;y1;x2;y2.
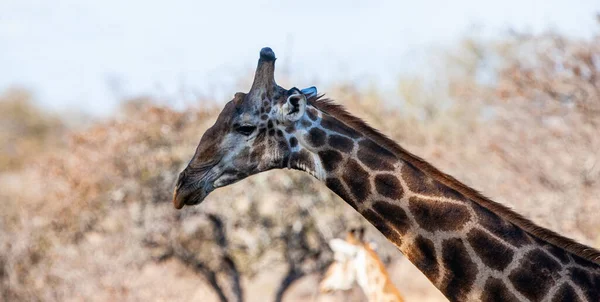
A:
551;283;582;302
306;127;326;147
301;120;312;128
472;202;532;247
544;244;571;265
357;139;396;171
359;139;394;158
467;228;514;271
289;137;298;148
321;115;361;138
408;196;471;232
508;249;561;302
362;209;402;244
261;114;268;120
405;236;439;282
372;201;410;235
401;162;465;200
261;93;266;102
440;238;478;301
307;107;318;121
290;149;314;173
328;135;354;153
260;107;264;113
276;130;283;138
267;120;273;129
342;159;370;203
481;277;520;302
318;150;343;172
326;177;357;209
277;140;290;166
572;254;600;269
265;106;271;113
374;174;403;199
268;129;275;136
567;267;600;301
285;123;295;133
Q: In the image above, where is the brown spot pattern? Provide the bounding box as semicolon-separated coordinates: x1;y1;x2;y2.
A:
440;238;478;301
318;150;343;172
306;127;326;147
544;244;571;265
362;209;403;244
328;135;354;153
372;201;410;235
401;162;465;200
405;236;439;282
307;107;318;121
342;159;371;202
467;228;514;271
357;139;396;171
551;283;582;302
473;202;532;247
481;277;520;302
508;249;561;301
301;120;312;128
408;196;471;232
567;267;600;301
374;174;403;199
326;177;357;209
289;137;298;148
285;123;295;133
321;115;361;138
572;254;599;269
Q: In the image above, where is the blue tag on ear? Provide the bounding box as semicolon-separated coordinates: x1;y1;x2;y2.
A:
301;86;318;98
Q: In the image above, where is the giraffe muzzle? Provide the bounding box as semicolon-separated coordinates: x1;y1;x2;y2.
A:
172;167;216;209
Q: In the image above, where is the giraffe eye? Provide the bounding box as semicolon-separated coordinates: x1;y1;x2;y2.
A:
235;125;257;136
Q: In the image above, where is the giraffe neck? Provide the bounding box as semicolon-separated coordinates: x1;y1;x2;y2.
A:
356;244;404;302
286;103;600;301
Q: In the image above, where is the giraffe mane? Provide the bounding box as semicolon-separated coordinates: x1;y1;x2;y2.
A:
308;95;600;264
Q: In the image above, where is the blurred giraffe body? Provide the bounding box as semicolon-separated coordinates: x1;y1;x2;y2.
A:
173;47;600;301
320;229;404;302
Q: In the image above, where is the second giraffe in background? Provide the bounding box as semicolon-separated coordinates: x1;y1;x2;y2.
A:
320;228;404;302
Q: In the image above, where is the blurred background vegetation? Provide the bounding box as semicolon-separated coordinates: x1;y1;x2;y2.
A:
2;25;600;301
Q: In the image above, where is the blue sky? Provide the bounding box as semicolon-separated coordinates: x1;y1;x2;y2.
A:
1;0;599;116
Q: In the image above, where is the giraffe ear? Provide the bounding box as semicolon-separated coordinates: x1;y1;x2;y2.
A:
301;86;318;99
282;92;307;123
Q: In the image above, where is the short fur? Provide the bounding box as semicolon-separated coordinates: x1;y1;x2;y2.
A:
308;95;600;264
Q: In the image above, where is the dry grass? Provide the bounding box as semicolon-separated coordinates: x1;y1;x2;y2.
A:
1;30;599;302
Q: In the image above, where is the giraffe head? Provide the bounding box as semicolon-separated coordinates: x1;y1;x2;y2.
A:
173;47;318;209
320;228;371;293
320;228;404;302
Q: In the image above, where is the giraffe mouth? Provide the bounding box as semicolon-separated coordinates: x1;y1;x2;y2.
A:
172;181;214;209
172;165;219;209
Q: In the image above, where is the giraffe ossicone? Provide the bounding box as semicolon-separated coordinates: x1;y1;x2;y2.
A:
173;47;600;301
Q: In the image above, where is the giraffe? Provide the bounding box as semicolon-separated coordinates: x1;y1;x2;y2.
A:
172;47;600;301
320;228;405;302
